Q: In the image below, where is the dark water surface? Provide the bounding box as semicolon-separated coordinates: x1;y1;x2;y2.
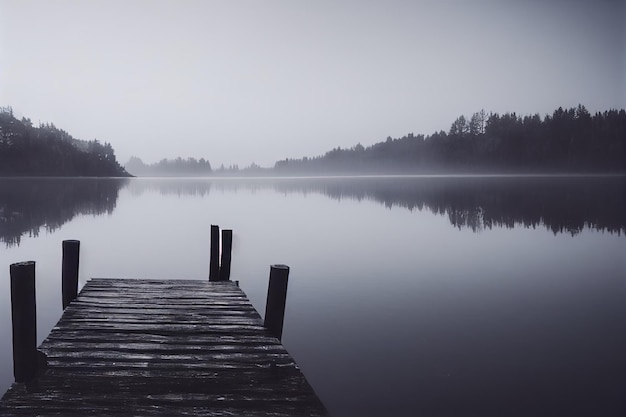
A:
1;176;625;416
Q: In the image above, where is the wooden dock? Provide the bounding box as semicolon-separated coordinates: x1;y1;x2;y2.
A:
0;278;326;416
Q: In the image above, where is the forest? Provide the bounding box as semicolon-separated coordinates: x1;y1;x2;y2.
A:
274;105;626;174
2;104;625;177
0;107;130;177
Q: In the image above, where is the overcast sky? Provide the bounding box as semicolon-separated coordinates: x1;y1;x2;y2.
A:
1;0;624;167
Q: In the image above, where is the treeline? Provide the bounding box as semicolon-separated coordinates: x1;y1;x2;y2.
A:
125;156;213;176
213;162;270;176
274;105;626;174
125;157;272;177
0;107;130;177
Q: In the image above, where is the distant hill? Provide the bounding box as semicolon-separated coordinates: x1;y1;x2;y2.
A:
0;107;130;177
124;156;271;177
125;156;213;177
274;105;626;174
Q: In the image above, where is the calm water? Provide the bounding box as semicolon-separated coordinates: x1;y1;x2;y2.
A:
1;176;625;416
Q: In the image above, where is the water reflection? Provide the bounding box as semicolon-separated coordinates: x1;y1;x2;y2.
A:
129;176;626;236
0;176;624;416
0;178;128;247
1;175;623;246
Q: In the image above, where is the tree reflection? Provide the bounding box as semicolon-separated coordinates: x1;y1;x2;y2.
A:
271;176;626;236
0;178;128;247
43;176;625;238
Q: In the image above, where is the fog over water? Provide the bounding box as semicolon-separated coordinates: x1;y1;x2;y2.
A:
0;176;625;416
1;2;625;414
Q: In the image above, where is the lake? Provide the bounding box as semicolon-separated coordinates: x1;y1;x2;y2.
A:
1;175;625;416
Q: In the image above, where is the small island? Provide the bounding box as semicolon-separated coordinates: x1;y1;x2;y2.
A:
0;107;130;177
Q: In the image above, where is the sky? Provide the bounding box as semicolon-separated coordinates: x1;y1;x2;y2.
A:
1;0;624;168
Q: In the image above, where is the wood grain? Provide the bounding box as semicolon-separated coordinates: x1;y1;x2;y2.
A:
0;279;326;416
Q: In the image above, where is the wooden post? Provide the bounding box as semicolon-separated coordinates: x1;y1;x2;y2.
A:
10;261;37;383
264;264;290;340
219;229;233;281
209;225;220;281
62;239;80;309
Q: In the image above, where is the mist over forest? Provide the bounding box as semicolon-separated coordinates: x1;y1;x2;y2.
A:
0;107;129;177
127;105;626;176
1;3;624;416
1;105;624;177
274;105;626;175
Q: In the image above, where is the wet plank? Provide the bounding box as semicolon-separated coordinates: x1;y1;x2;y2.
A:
0;279;326;416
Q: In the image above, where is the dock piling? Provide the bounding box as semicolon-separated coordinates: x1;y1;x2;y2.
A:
61;239;80;309
9;261;37;383
219;229;233;281
264;264;290;340
209;225;220;281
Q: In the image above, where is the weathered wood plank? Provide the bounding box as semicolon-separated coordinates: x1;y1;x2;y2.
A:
0;278;326;416
45;331;278;344
69;298;255;307
46;341;287;353
50;323;269;335
59;316;263;325
44;359;298;371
